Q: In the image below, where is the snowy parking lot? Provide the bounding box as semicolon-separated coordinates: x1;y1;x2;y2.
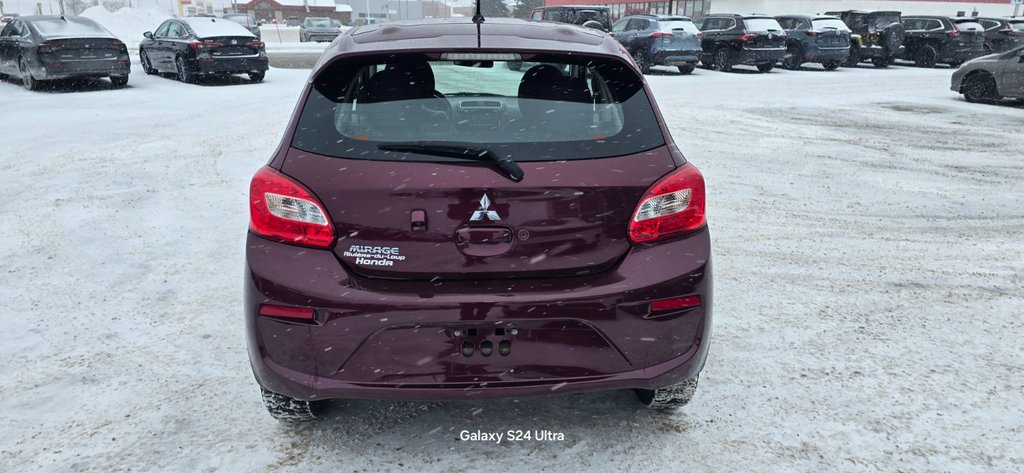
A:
1;62;1022;472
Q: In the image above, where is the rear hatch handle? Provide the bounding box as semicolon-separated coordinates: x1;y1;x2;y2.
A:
378;143;525;182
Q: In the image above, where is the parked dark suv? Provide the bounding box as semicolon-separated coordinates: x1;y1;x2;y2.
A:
246;18;712;422
828;10;904;68
698;14;787;73
530;6;612;32
955;17;1024;54
612;15;702;74
775;15;851;70
900;16;986;68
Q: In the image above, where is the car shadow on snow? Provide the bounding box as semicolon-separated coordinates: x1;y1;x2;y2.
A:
0;76;131;93
270;390;696;461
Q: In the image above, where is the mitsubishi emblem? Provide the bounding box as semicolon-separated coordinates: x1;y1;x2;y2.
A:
470;194;501;221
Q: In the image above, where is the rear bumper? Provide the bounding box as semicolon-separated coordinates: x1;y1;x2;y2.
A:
938;46;986;63
651;48;701;66
195;56;269;74
34;60;130;79
733;47;785;65
803;45;850;63
304;33;339;42
245;230;713;401
856;44;898;59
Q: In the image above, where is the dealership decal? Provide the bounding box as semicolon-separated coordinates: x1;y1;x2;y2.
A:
343;245;405;266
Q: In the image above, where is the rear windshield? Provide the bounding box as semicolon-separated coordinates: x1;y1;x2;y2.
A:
812;19;850;31
743;18;784;32
776;18;804;30
659;20;698;34
956;22;983;32
292;54;665;162
1010;21;1024;31
33;18;110;37
305;18;333;27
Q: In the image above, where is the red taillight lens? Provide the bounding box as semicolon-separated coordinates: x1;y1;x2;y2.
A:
249;166;335;248
805;31;819;37
36;42;61;54
739;33;756;42
649;31;672;38
245;40;265;49
259;304;315;320
629;163;706;244
650;295;702;312
947;25;961;38
189;40;223;51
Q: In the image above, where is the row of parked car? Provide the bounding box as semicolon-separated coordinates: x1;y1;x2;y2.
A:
0;15;268;90
602;10;1023;74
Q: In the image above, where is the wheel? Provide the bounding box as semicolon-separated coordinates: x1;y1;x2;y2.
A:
140;49;155;75
782;46;802;70
843;47;861;67
871;56;889;68
756;62;774;73
962;73;997;103
822;60;841;71
635;376;699;409
506;60;523;71
176;55;195;83
676;64;695;75
632;49;651;74
299;34;306;43
260;387;326;422
109;75;128;88
248;71;265;82
19;58;41;91
712;48;732;72
913;45;937;68
947;60;963;68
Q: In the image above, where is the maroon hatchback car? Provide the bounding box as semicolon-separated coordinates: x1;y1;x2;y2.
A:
245;17;712;421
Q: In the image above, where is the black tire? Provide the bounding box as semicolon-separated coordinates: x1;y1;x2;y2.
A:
871;56;889;68
506;60;523;71
19;58;41;91
140;49;155;75
913;45;937;68
635;376;699;409
843;47;861;67
822;59;841;71
632;49;651;74
109;75;128;88
176;55;195;84
712;47;732;72
260;387;326;422
947;60;963;68
782;46;802;70
963;73;998;103
756;62;774;73
676;64;695;75
248;71;265;82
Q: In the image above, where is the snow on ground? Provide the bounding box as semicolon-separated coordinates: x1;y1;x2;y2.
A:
0;63;1022;472
80;6;171;47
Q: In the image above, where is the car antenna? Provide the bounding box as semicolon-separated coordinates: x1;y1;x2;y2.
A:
472;0;485;47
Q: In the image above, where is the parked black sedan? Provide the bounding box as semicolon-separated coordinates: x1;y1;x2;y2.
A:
956;17;1024;54
0;16;130;91
140;17;268;83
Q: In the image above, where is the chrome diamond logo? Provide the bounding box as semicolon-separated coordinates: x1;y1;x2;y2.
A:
470;194;500;221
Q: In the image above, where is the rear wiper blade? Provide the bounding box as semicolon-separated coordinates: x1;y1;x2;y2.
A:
378;143;524;182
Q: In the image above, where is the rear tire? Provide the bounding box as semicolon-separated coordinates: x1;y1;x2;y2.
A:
176;55;195;84
712;47;732;72
109;75;128;88
782;46;802;70
756;62;774;73
632;49;651;74
19;58;41;91
963;73;997;103
260;387;326;422
677;64;695;75
822;59;841;71
871;56;890;68
140;49;156;75
913;45;937;68
635;376;699;409
248;71;265;82
947;60;963;68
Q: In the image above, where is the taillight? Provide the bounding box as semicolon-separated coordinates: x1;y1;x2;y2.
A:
629;163;706;244
259;304;315;320
245;40;265;49
649;31;672;38
738;33;756;42
947;24;961;38
189;40;223;51
805;31;820;37
249;166;334;248
36;42;61;54
651;295;702;312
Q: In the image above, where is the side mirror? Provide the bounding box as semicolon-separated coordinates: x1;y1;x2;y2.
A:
143;31;153;39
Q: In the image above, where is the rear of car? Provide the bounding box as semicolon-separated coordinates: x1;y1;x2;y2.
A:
22;17;130;86
181;17;267;80
699;14;786;72
776;15;850;70
901;16;986;67
223;13;261;39
831;10;904;67
612;15;701;74
245;20;712;421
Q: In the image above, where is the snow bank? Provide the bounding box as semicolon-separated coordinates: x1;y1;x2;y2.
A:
80;6;171;46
